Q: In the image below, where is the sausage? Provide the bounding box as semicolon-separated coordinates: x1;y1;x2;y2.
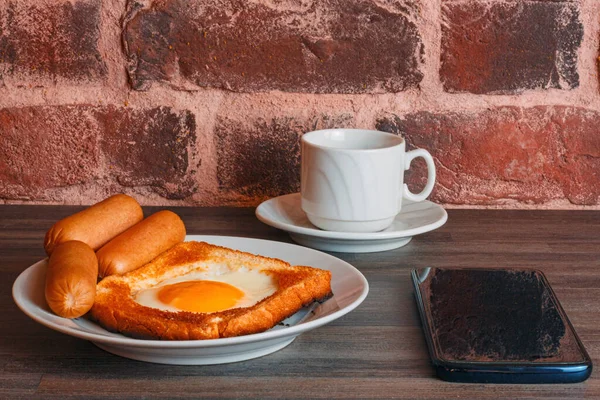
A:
44;194;143;256
45;241;99;319
97;210;186;278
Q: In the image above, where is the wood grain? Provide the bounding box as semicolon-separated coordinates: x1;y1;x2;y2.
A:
1;206;598;399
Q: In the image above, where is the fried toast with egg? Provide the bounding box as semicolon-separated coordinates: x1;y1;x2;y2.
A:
90;241;332;340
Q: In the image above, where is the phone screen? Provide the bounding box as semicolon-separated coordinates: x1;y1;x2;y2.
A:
412;268;592;383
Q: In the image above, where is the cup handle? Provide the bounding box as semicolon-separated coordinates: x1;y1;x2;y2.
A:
402;149;436;203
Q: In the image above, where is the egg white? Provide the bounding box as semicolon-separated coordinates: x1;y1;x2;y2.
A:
134;267;277;313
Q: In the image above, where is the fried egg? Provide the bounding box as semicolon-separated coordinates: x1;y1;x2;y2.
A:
134;267;277;313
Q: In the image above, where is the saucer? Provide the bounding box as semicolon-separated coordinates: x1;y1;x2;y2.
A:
255;193;448;253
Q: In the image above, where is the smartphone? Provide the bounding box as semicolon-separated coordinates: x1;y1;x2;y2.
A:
411;268;592;383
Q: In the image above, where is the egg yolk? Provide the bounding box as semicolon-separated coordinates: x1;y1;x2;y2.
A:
157;280;244;313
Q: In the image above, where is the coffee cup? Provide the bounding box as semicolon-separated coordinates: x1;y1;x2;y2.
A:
300;129;436;233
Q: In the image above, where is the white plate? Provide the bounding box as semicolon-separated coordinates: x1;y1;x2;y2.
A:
12;235;368;365
256;193;448;253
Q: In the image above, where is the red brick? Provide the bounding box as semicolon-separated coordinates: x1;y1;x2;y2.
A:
216;114;353;200
0;105;197;200
441;1;582;94
97;106;197;199
0;0;106;84
0;106;100;199
123;0;423;93
376;107;600;206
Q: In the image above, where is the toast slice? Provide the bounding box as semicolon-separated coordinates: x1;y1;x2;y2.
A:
90;241;332;340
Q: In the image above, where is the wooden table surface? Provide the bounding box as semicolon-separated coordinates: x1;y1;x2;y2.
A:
1;206;599;399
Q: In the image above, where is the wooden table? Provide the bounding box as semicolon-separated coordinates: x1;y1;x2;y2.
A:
1;206;598;399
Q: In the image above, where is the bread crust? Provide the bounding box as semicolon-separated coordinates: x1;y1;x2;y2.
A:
89;241;332;340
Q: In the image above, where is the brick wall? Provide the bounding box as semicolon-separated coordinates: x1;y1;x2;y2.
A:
1;0;598;208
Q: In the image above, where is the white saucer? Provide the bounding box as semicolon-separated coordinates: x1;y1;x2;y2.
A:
255;193;448;253
13;235;368;365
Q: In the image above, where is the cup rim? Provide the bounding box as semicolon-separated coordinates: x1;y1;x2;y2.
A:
301;129;404;153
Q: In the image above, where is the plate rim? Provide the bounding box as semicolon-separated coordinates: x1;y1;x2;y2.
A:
12;235;369;349
256;192;448;240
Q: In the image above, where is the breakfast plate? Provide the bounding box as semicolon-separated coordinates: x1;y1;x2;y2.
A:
12;235;368;365
255;193;448;253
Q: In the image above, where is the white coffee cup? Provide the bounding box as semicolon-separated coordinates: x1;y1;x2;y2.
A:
300;129;436;232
